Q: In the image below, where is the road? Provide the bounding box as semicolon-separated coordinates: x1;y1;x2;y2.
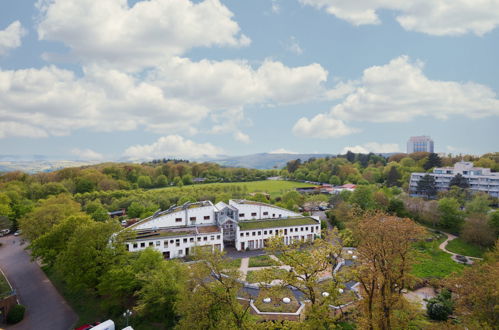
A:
0;235;77;330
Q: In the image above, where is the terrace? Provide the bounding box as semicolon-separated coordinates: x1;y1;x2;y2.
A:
238;217;318;230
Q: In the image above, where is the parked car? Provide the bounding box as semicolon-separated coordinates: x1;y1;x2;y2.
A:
455;255;468;263
0;229;10;236
14;230;22;236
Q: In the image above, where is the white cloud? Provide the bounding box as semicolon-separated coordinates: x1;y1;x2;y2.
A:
285;36;303;55
123;135;224;160
269;148;298;154
0;65;209;138
331;56;499;122
36;0;250;70
0;21;26;56
71;148;104;161
292;115;359;138
0;122;48;139
299;0;499;36
341;142;400;154
234;131;251;144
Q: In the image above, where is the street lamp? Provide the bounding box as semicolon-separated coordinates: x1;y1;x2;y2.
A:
123;309;132;327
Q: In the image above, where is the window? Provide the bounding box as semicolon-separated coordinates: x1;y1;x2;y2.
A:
216;235;220;239
251;212;257;216
272;213;275;217
290;228;293;232
176;239;180;247
239;213;245;217
149;242;153;247
240;233;244;237
301;227;304;231
155;241;160;246
246;232;249;236
197;237;201;242
133;243;138;248
263;211;268;216
252;232;256;236
264;231;267;235
204;215;210;220
163;241;168;247
269;230;273;234
175;217;182;222
203;236;208;241
170;240;174;244
210;235;214;240
183;238;188;243
258;231;261;235
305;227;308;230
140;242;145;247
178;250;183;256
190;216;196;221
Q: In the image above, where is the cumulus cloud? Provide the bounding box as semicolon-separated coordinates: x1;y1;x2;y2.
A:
293;115;359;138
234;131;251;144
0;21;26;56
36;0;250;70
295;55;499;139
299;0;499;36
71;148;104;161
123;135;224;160
341;142;400;154
331;56;499;122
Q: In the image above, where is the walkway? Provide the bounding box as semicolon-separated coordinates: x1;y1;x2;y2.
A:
438;231;483;264
0;235;78;330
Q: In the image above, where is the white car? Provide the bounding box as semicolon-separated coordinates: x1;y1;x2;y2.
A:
14;230;21;236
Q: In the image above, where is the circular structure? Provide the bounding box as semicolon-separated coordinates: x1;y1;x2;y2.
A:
338;288;344;294
263;298;271;303
282;297;291;304
322;291;330;297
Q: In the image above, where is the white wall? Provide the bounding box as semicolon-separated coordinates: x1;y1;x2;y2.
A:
133;205;217;230
229;201;300;220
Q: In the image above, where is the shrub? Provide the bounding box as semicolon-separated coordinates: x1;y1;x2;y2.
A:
426;289;453;321
7;304;25;324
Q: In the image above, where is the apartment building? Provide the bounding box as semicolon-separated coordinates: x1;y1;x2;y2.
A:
409;161;499;198
125;199;321;258
407;136;434;153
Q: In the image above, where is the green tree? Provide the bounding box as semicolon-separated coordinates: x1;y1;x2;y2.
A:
75;178;95;193
182;174;193;185
386;166;401;187
350;185;375;210
449;173;469;189
127;201;145;218
19;194;82;241
424;153;442;170
465;193;490;216
416;174;437;199
489;210;499;236
137;175;152;188
426;289;453;321
438;198;464;231
155;174;168;187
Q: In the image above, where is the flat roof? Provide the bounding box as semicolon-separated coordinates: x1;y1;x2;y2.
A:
238;217;318;230
197;225;221;233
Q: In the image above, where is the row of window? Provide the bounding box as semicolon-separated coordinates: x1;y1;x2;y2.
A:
131;234;221;249
175;215;211;222
239;226;318;238
239;211;278;218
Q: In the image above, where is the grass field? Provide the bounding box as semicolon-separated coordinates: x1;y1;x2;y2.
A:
248;255;278;268
154;180;313;198
411;236;465;279
445;238;488;258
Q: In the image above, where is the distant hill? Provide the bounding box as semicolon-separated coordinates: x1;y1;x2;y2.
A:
209;153;334;169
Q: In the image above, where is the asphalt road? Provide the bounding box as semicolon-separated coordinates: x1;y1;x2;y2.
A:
0;235;77;330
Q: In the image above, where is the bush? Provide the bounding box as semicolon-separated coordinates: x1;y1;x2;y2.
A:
7;304;25;324
426;289;453;321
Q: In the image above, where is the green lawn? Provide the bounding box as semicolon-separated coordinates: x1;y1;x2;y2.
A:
225;258;242;269
248;255;278;268
253;289;300;313
411;237;465;279
445;238;487;258
238;217;318;230
154;180;313;198
0;270;12;298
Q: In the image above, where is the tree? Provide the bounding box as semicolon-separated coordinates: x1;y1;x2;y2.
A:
465;193;490;216
354;212;425;330
424;153;442;170
182;174;193;185
416;174;437;199
449;243;499;328
137;175;152;188
127;201;145;218
345;150;355;162
350;185;375;210
426;289;453;321
386;166;401;187
438;198;464;232
135;260;184;327
489;210;499;236
461;214;496;247
155;174;168;187
449;173;469;189
175;248;255;329
19;194;82;241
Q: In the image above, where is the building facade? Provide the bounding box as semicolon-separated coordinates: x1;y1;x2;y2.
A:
407;136;434;153
125;200;321;258
409;161;499;198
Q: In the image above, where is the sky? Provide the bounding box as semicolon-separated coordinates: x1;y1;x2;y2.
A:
0;0;498;161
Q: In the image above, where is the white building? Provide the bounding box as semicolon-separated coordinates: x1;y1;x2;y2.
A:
409;161;499;198
125;200;321;258
407;136;434;153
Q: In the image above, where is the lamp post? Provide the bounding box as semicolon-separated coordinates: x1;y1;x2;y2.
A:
123;309;132;327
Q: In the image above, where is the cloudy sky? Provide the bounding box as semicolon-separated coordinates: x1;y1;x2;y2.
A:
1;0;498;161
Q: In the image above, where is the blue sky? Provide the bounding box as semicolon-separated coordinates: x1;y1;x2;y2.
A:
0;0;498;161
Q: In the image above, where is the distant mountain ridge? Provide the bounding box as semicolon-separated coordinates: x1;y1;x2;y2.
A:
208;153;335;169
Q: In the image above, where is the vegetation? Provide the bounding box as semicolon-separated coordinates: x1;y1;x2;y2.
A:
6;304;26;324
445;237;488;258
248;255;278;268
0;271;12;298
426;289;453;321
